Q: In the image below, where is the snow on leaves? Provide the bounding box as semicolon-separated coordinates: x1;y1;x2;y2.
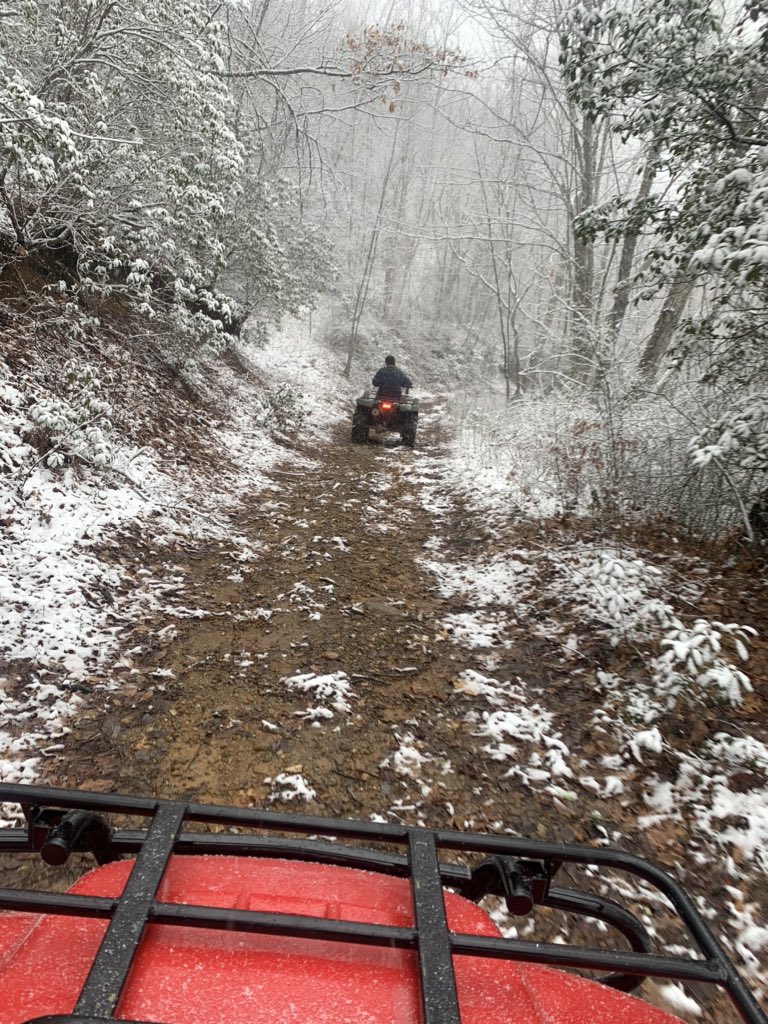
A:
0;0;339;339
561;0;768;517
557;550;755;706
693;153;768;285
1;0;241;324
656;619;754;706
690;397;768;475
471;681;573;785
28;362;116;471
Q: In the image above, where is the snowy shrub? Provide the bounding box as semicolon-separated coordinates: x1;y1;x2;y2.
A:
221;179;335;317
27;363;116;470
447;390;586;517
254;384;306;436
0;0;266;347
572;552;756;706
477;705;572;778
689;396;768;542
449;377;759;536
690;398;768;475
580;554;675;638
242;320;270;350
654;620;756;706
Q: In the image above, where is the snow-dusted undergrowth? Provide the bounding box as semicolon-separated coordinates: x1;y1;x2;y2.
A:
446;382;761;537
560;549;755;706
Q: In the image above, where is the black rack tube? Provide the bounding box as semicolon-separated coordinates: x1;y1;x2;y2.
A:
408;831;462;1024
74;803;185;1018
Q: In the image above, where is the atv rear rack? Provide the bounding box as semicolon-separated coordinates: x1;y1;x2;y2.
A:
0;783;764;1024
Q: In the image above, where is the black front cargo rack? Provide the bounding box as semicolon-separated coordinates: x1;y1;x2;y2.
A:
0;782;764;1024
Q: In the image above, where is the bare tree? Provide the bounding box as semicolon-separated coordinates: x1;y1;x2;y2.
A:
637;270;695;378
343;126;400;377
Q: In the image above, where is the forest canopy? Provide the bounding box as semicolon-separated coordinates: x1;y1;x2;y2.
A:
1;0;767;540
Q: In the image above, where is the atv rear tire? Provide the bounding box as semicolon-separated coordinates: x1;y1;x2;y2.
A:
351;409;369;444
401;416;417;448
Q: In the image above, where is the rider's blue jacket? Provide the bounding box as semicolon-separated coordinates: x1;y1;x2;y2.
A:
373;365;412;399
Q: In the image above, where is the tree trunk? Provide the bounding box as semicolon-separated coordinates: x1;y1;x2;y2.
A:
343;131;399;378
609;146;659;336
748;485;768;546
569;109;597;379
255;0;273;35
638;269;695;379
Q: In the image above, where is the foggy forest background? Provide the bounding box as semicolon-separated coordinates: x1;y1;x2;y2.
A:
1;0;767;544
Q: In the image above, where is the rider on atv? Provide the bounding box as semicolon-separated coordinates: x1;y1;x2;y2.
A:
352;357;419;448
372;355;412;399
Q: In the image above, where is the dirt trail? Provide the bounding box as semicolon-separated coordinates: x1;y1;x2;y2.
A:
53;409;534;829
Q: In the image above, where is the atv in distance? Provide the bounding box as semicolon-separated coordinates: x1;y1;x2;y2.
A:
0;782;765;1024
352;388;419;448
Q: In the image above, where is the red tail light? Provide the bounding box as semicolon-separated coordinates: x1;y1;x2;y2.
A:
380;402;393;410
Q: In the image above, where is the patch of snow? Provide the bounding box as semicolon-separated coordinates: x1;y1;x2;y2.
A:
420;552;533;608
657;984;702;1017
265;772;316;803
282;670;354;716
453;669;522;705
381;732;429;777
441;612;507;649
628;727;664;762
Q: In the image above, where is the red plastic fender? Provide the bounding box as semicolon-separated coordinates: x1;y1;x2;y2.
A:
0;856;684;1024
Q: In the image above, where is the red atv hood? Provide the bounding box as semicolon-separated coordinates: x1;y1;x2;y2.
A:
0;855;684;1024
